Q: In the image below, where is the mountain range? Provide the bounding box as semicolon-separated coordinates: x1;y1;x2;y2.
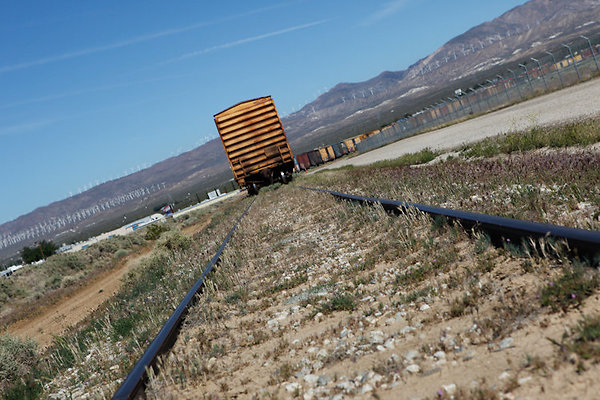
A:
2;0;599;263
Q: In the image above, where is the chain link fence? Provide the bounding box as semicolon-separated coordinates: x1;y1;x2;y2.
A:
356;33;600;154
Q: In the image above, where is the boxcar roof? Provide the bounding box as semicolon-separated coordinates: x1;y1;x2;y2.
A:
213;96;272;118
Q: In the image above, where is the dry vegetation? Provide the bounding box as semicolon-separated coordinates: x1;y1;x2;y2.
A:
144;183;600;399
1;118;600;399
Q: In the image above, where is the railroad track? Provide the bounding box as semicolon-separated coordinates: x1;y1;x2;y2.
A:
112;199;254;400
302;187;600;261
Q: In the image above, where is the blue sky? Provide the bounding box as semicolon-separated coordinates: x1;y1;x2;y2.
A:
0;0;527;224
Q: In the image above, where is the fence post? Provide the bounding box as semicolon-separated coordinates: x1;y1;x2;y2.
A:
563;43;581;81
498;74;511;102
544;51;564;88
581;35;600;73
519;63;533;91
507;69;523;99
477;84;492;111
531;58;548;90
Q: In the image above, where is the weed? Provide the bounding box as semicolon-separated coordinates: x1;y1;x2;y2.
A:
145;224;169;240
564;314;600;362
369;148;437;168
157;230;192;252
540;264;599;312
114;249;129;259
0;333;40;395
319;293;356;314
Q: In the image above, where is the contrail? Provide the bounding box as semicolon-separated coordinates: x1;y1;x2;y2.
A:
0;4;295;74
157;19;329;66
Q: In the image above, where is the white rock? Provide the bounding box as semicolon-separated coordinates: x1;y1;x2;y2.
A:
376;345;386;352
443;383;457;395
336;380;354;392
317;375;331;386
303;374;319;386
370;330;385;344
267;318;279;331
400;326;415;335
405;364;420;374
385;338;396;349
419;304;430;311
433;351;446;360
340;328;351;338
361;383;374;394
404;350;419;361
285;382;301;392
303;389;315;400
370;373;383;386
498;371;511;380
307;346;319;354
499;337;514;350
518;376;533;385
317;349;328;359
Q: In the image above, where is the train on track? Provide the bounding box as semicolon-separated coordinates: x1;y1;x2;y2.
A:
214;96;295;195
293;130;379;171
214;96;383;191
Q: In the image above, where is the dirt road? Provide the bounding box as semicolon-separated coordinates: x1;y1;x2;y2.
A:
8;248;152;348
323;77;600;169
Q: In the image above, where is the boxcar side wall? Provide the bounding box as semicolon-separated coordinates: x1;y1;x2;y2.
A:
214;96;294;188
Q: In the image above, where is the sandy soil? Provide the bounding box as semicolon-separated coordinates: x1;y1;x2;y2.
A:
8;247;152;348
322;77;600;169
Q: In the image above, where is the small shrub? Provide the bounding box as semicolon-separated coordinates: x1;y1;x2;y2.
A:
0;334;39;394
370;148;437;168
320;293;356;314
114;249;129;260
540;264;599;312
157;231;192;252
145;224;169;241
566;314;600;361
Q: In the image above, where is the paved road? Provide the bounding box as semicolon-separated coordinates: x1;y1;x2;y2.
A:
322;77;600;169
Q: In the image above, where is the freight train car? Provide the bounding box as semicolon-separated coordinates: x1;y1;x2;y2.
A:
295;153;311;171
214;96;294;194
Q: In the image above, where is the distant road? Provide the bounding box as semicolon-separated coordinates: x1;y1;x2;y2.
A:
322;77;600;169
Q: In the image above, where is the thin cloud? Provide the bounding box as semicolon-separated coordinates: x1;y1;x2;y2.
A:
0;119;59;136
0;4;295;74
0;72;197;110
157;19;329;66
360;0;409;26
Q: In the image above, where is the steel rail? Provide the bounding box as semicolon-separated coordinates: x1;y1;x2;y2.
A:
302;187;600;260
112;199;254;400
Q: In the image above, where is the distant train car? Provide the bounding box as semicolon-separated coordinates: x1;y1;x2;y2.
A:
214;96;294;194
307;150;323;166
325;145;336;160
296;153;311;171
343;138;356;152
318;147;330;163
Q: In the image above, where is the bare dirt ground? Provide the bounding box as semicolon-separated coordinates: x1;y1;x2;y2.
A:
322;77;600;169
8;247;152;348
